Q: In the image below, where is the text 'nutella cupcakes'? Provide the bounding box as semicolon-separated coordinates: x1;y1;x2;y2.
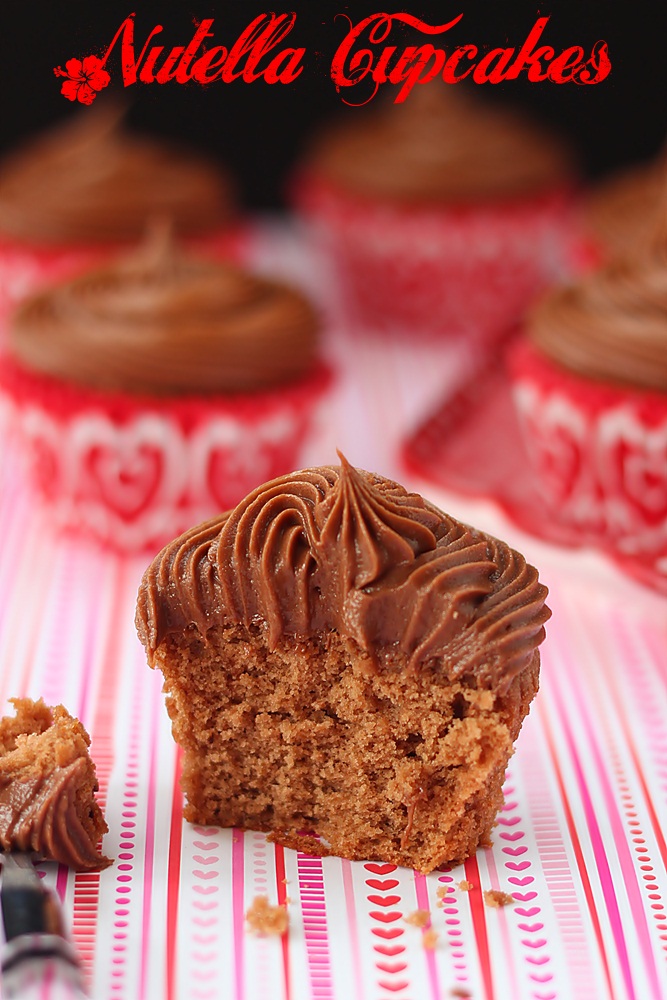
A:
136;459;549;873
508;179;667;569
0;228;332;551
0;104;239;316
295;85;576;341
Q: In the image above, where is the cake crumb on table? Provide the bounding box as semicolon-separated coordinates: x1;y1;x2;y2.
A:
245;895;289;935
483;889;514;908
458;880;474;891
450;988;472;997
404;909;431;928
422;928;439;950
437;885;453;898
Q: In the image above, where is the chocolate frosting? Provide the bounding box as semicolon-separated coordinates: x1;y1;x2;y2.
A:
0;758;107;870
305;86;572;203
10;227;320;395
530;176;667;391
586;160;664;257
136;459;550;688
0;702;110;871
0;104;233;244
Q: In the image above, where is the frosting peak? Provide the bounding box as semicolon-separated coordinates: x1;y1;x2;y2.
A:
137;463;550;687
0;103;234;244
10;229;321;395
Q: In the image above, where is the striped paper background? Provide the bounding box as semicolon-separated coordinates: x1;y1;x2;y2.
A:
0;223;666;999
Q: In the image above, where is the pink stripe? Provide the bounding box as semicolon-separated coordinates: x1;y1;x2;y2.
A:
340;860;364;1000
548;641;642;1000
296;851;334;998
484;845;522;1000
232;830;245;1000
413;872;441;1000
139;675;160;1000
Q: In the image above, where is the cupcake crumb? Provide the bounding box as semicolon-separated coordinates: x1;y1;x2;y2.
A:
483;889;514;909
245;896;289;935
436;885;453;905
450;988;472;997
404;909;430;928
458;880;474;892
422;928;439;950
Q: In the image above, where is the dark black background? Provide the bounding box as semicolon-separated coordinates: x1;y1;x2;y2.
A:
0;2;663;208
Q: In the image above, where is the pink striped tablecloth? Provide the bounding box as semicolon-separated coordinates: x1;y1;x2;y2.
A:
1;222;666;1000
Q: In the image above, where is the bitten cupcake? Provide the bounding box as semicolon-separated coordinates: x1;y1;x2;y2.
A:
136;458;549;873
508;182;667;564
0;227;331;551
0;104;238;316
295;85;575;340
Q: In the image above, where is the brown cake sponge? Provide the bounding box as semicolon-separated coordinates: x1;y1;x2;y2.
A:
0;698;110;870
136;460;549;873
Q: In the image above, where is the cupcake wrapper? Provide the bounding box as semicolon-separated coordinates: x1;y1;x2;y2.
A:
296;177;576;340
0;226;249;321
509;340;667;556
0;359;332;552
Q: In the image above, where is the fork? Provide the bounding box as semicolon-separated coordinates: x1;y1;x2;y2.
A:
0;852;89;999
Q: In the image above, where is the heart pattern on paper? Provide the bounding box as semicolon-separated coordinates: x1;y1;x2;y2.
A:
8;397;311;551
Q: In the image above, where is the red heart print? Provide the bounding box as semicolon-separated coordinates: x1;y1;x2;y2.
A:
371;928;404;940
369;911;402;923
193;856;219;865
365;863;398;875
366;879;400;891
367;895;401;907
376;962;407;974
377;981;409;993
373;945;405;956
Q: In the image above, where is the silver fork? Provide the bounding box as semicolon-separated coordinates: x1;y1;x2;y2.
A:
0;852;89;999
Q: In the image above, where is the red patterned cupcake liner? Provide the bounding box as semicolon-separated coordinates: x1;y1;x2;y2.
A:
0;355;332;552
0;226;249;323
508;339;667;557
295;176;576;341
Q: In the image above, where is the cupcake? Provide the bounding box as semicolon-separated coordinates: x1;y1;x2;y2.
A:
0;227;331;551
295;85;576;340
0;103;238;316
508;180;667;562
581;157;664;265
135;458;549;873
0;698;110;871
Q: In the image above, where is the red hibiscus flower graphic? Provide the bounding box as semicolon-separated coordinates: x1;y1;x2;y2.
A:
54;55;111;105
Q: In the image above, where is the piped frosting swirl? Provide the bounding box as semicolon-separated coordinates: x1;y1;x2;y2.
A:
136;459;550;687
10;226;320;395
305;85;573;203
0;699;110;871
0;103;233;244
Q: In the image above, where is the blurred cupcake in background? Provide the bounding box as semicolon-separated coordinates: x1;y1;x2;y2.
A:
0;224;332;551
508;171;667;565
578;155;665;266
0;103;241;317
294;84;577;342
